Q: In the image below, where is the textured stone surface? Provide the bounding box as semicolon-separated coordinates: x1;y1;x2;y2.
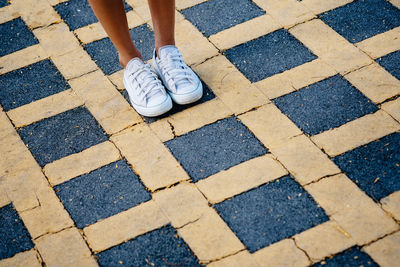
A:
181;0;265;37
0;204;34;260
165;117;267;181
97;225;201;267
18;106;108;166
0;59;70;111
55;159;151;228
274;75;378;135
225;29;317;82
0;18;38;57
214;176;328;252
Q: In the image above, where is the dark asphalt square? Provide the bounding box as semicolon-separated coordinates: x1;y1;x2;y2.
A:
55;0;132;31
0;17;38;57
18;106;108;166
333;132;400;201
97;225;201;267
320;0;400;43
0;204;34;260
55;159;151;228
312;247;378;267
84;24;154;75
0;59;70;111
273;75;378;136
121;80;215;123
181;0;265;37
376;50;400;81
165;117;268;182
224;29;317;82
214;176;329;252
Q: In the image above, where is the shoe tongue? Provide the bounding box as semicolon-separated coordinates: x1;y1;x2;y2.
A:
158;46;192;89
126;57;145;73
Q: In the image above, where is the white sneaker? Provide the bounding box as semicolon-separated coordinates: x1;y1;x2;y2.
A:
123;57;172;117
152;45;203;105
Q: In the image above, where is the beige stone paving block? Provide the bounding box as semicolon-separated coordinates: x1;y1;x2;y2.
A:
86;93;141;134
69;70;119;104
345;63;400;104
300;0;353;14
69;70;142;134
270;135;341;185
363;231;400;267
153;182;210;228
255;59;337;99
0;44;48;75
285;59;337;90
305;174;399;245
75;11;144;44
178;209;245;263
311;110;400;157
7;89;84;127
207;251;259;267
0;5;18;24
110;123;189;190
305;174;372;215
289;19;372;74
33;22;80;57
254;72;296;99
125;0;147;7
175;19;219;67
381;191;400;221
10;0;60;28
381;97;400;123
168;98;232;137
209;15;281;51
0;250;41;267
149;119;175;142
252;239;309;267
19;183;74;239
2;160;74;236
239;104;302;149
294;221;355;262
134;4;151;22
253;0;315;28
0;185;10;208
35;228;98;267
193;56;268;114
356;27;400;59
176;0;207;10
44;141;121;186
108;70;125;89
74;22;108;45
197;155;288;204
84;200;169;252
51;48;98;80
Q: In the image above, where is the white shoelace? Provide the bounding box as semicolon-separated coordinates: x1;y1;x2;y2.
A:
127;63;164;104
157;51;195;92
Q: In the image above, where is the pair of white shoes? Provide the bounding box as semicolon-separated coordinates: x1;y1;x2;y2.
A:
123;45;203;117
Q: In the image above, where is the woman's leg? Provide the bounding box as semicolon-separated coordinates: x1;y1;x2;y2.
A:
148;0;176;55
87;0;141;68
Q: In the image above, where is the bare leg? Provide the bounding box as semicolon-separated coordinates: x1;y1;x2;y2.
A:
88;0;141;68
148;0;176;56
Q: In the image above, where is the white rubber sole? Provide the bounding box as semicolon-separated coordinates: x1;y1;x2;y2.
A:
153;58;203;105
123;77;173;117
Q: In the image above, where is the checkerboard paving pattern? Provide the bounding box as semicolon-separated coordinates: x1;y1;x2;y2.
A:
1;0;400;266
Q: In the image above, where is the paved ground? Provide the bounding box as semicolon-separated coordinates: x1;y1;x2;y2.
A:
1;0;400;266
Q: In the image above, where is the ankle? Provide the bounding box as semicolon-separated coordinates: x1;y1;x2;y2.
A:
155;41;176;57
119;51;142;68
